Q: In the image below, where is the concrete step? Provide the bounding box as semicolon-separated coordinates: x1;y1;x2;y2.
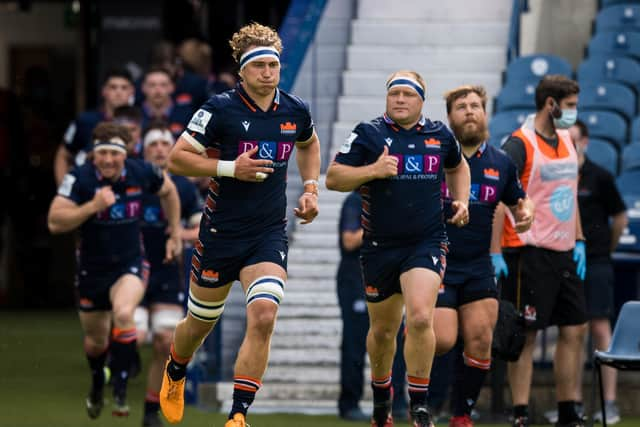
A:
357;0;511;21
290;233;339;249
269;347;339;366
342;70;502;98
262;365;371;384
347;45;505;72
270;334;341;351
277;305;340;318
274;317;341;335
293;70;342;99
288;263;337;279
352;20;509;46
280;290;338;305
286;278;337;292
288;247;340;264
314;18;351;44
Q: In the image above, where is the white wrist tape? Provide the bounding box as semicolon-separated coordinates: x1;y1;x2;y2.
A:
217;160;236;177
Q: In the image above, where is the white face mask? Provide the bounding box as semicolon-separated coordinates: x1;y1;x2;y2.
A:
553;109;578;129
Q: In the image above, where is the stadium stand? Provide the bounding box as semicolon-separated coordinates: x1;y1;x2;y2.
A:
621;142;640;172
595;4;640;33
578;82;636;121
588;31;640;60
577;55;640;93
587;138;619;175
578;110;628;149
488;109;532;143
495;80;537;111
503;54;572;83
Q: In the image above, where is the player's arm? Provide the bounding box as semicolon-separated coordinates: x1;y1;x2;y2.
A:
444;156;470;226
169;135;273;182
182;213;202;243
490;202;509;278
506;197;535;233
294;130;321;224
326;145;397;192
342;228;363;251
610;211;628;253
47;187;114;234
157;172;183;262
53;144;74;186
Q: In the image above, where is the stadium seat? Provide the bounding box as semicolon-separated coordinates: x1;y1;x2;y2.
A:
588;31;640;60
578;110;628;149
587;138;619;175
631;116;640;141
488;110;532;144
494;80;537;111
577;55;640;93
579;82;636;121
601;0;640;8
594;301;640;427
617;169;640;205
504;54;572;83
488;134;510;149
595;4;640;33
621;142;640;171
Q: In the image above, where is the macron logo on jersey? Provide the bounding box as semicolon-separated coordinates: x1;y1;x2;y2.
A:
242;121;251;132
187;109;212;134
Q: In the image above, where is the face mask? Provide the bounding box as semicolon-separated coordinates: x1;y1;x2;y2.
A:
553;108;578;129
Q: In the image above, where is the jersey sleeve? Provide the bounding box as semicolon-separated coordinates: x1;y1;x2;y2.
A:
57;170;86;204
295;101;315;144
333;124;370;167
181;99;217;153
501;136;527;175
501;157;526;206
442;127;462;169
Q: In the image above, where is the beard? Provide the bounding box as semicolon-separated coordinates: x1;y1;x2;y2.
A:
451;119;489;146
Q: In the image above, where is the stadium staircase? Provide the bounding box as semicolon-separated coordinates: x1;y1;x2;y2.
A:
215;0;513;414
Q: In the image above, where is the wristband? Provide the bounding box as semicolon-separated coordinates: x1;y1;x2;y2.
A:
216;160;235;177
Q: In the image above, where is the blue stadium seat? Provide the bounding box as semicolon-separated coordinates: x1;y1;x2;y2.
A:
601;0;640;8
494;80;537;111
579;82;636;121
489;110;532;143
488;134;510;149
577;55;640;92
631;116;640;141
587;138;619;175
622;143;640;171
578;110;628;148
596;4;640;32
589;31;640;60
505;55;572;83
616;170;640;253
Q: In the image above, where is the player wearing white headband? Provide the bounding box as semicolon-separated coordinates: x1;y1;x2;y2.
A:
159;23;321;427
327;70;471;427
47;122;182;420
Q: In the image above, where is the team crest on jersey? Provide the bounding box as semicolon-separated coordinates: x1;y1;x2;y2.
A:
188;109;212;134
201;269;219;283
424;138;441;149
280;121;297;135
484;168;500;180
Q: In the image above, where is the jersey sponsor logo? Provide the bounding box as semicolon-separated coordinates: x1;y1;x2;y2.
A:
280;121;297;135
175;93;193;105
97;201;142;221
187;109;212;134
385;137;393;146
143;206;163;223
58;174;76;197
242;120;251;131
392;154;440;177
340;132;358;154
550;185;574;222
483;168;500;180
465;183;497;203
238;140;293;162
424;138;441;149
201;269;219;283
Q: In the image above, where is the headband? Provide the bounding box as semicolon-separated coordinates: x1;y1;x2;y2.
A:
239;46;280;70
386;77;426;100
93;137;127;154
143;129;175;148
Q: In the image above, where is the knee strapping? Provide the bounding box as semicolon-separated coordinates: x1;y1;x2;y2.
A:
245;275;285;306
187;290;225;322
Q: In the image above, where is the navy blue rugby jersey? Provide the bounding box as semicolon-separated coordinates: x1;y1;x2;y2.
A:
63;110;108;165
141;102;194;139
442;143;525;281
182;83;314;239
57;158;164;267
140;174;201;268
334;114;462;245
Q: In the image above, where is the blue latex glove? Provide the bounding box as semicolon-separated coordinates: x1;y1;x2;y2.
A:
491;253;509;279
573;240;586;281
